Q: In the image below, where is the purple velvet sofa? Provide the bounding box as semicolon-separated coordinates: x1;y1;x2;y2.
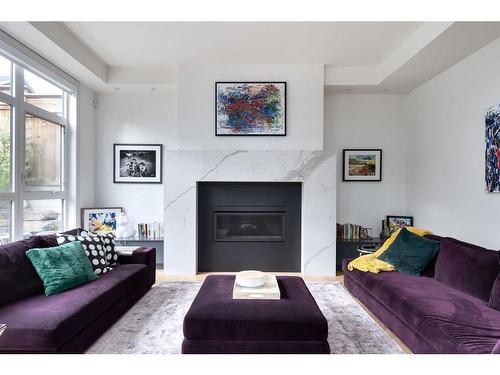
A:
0;231;156;353
342;234;500;354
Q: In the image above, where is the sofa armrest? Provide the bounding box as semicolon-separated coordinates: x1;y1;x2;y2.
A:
118;247;156;287
492;340;500;354
342;258;355;273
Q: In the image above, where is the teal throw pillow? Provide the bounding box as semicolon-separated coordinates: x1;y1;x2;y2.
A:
26;241;98;296
377;228;440;276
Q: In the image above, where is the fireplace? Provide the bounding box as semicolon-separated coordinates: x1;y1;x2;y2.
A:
214;207;286;242
197;182;301;272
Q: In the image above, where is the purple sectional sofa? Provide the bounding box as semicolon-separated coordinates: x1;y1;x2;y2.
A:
342;234;500;354
0;232;156;353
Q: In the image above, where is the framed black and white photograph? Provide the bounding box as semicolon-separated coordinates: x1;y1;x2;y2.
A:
113;144;162;183
342;149;382;181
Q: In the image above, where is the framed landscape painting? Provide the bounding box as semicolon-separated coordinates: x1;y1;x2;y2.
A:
113;144;162;183
215;82;286;136
342;149;382;181
81;207;123;234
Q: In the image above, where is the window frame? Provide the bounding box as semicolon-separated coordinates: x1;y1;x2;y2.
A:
0;52;73;241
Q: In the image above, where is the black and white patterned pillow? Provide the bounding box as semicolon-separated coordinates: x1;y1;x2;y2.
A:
56;233;108;275
80;231;118;267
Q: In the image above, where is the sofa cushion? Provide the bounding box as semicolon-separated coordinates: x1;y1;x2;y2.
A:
434;238;499;302
344;267;500;353
26;241;98;296
94;231;118;266
56;234;109;275
0;235;58;306
488;252;500;311
377;228;440;276
0;264;147;352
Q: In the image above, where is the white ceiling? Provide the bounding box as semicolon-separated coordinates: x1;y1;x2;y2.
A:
1;21;500;94
62;22;422;66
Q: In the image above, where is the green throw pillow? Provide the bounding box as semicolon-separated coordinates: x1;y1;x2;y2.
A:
377;228;440;276
26;241;98;296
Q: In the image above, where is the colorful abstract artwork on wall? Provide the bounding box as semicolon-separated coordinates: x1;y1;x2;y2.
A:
216;82;286;136
485;105;500;192
81;207;123;234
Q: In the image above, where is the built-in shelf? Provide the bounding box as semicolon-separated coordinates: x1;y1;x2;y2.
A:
336;237;383;270
115;236;164;242
115;237;164;264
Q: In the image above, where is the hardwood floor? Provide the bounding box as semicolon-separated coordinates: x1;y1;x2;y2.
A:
155;268;342;283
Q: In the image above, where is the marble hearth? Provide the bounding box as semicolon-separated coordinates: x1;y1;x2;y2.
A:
164;150;336;276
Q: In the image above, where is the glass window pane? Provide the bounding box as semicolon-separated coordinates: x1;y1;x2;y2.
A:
24;69;64;116
23;199;62;237
25;115;62;191
0;54;12;96
0;102;12;192
0;200;11;244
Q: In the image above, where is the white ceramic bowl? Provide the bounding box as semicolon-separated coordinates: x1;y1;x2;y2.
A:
235;270;266;288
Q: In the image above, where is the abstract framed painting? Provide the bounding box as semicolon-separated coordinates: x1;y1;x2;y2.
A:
215;82;286;136
342;149;382;181
113;144;162;184
81;207;123;234
485;105;500;192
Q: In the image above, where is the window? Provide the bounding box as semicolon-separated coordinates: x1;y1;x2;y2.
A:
0;200;11;244
0;54;12;95
0;101;12;192
0;48;73;241
24;70;64;116
23;199;63;237
25;115;63;191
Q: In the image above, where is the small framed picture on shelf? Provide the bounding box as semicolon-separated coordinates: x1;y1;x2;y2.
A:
113;144;163;184
81;207;123;234
342;149;382;181
386;215;414;234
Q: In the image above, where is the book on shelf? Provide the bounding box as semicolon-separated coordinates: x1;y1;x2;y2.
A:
336;223;372;240
136;222;162;238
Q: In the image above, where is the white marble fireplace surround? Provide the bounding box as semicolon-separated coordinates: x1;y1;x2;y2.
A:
164;150;336;276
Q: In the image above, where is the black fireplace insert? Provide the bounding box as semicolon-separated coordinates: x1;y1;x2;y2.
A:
197;182;301;272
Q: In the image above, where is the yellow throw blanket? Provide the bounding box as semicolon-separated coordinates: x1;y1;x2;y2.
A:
347;227;433;273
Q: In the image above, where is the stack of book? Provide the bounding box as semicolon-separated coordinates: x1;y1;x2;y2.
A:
137;222;162;238
337;223;371;240
233;275;281;300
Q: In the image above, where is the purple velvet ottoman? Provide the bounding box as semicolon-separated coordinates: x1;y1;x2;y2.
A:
182;275;330;354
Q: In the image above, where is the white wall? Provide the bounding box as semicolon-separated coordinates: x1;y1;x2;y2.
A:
324;94;408;235
94;93;177;229
77;86;97;211
177;64;324;150
405;38;500;249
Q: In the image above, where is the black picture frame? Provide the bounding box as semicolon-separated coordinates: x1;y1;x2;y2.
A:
113;144;163;184
386;215;414;234
215;81;287;136
342;149;383;181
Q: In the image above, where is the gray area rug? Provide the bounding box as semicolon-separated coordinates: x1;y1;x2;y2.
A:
87;281;404;354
